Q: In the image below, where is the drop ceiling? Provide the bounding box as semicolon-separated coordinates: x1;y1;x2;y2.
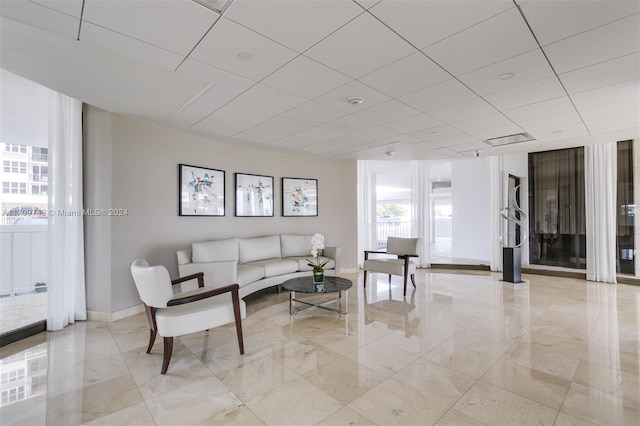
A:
1;0;638;160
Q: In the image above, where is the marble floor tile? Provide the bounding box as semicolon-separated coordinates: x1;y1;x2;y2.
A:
245;378;342;425
560;383;640;426
302;355;385;404
453;381;558;426
1;270;639;426
480;359;571;409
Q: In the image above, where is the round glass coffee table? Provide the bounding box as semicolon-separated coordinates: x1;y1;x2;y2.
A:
281;276;353;315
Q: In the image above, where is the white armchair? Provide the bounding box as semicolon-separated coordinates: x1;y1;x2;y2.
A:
130;259;245;374
363;237;421;296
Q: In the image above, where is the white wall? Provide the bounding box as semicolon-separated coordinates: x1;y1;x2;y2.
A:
84;106;358;314
451;158;491;262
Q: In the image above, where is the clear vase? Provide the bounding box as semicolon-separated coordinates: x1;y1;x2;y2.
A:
313;271;324;284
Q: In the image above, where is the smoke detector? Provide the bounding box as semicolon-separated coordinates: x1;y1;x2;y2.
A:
347;96;364;105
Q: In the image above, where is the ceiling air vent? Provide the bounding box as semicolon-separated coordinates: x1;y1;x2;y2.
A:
483;132;535;147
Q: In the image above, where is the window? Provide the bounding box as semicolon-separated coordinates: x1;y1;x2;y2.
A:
4;144;27;153
617;140;634;274
3;182;27;194
32;165;48;182
529;147;586;269
2;161;27;173
31;147;48;162
31;184;48;195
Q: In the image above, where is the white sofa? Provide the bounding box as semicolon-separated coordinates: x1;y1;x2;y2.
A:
176;234;341;299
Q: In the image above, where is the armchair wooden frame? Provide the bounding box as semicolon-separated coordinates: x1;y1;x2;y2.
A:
363;250;418;296
142;272;244;374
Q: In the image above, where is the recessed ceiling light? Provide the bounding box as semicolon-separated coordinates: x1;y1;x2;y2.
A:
237;52;253;61
499;72;514;80
385;150;395;157
342;123;352;129
551;130;563;134
347;96;364;105
430;131;441;135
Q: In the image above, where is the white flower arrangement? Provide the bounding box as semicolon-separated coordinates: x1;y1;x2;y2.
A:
307;233;329;273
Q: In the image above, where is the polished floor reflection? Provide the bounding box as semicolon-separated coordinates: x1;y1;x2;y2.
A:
1;270;639;425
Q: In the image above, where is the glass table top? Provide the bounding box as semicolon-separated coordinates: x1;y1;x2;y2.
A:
282;276;353;294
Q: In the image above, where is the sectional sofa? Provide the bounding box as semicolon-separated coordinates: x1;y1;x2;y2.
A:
176;234;341;299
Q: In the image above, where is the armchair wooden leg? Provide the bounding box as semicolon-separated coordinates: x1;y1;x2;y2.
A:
363;270;367;288
403;275;408;296
411;274;416;288
161;336;174;375
388;275;392;284
231;289;245;355
146;329;157;354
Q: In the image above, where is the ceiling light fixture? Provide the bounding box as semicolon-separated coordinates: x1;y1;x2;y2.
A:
484;132;535;147
385;150;395;157
551;130;563;134
499;72;515;80
347;96;364;105
192;0;234;14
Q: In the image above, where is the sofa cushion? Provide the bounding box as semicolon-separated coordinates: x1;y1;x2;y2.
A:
237;264;265;286
248;259;299;277
239;235;281;264
192;237;239;263
280;234;314;258
292;256;335;272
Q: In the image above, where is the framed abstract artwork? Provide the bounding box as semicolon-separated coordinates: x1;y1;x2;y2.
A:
179;164;225;216
282;177;318;217
235;173;274;217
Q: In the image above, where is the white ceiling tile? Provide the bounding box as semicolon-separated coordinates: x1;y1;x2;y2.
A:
271;127;343;149
170;92;226;128
235;116;308;143
262;56;350;99
543;14;640;74
586;112;640;133
527;123;589;142
232;83;306;115
424;8;539;76
458;49;555;96
560;53;640;94
224;0;363;53
400;79;477;112
450;141;491;153
189;17;298;81
79;22;183;70
175;59;255;102
452;112;518;133
502;96;576;122
279;101;344;126
191;103;274;136
518;110;584;133
0;0;79;38
305;13;414;78
385;114;443;133
370;0;514;49
314;80;390;112
31;0;83;17
305;135;368;154
484;76;566;110
318;114;377;135
410;125;463;143
428;134;478;149
579;97;640;122
518;0;640;46
570;79;640;109
349;125;400;144
359;52;451;98
354;0;381;10
354;100;421;125
429;98;498;124
82;0;217;55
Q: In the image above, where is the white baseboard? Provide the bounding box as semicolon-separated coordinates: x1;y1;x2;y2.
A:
87;304;145;322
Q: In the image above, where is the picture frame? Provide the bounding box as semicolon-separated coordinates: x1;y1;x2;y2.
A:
235;173;274;217
179;164;225;216
282;177;318;217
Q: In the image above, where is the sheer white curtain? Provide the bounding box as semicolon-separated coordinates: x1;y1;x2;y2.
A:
585;142;617;283
357;160;375;267
489;156;506;271
47;93;86;330
411;161;430;268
